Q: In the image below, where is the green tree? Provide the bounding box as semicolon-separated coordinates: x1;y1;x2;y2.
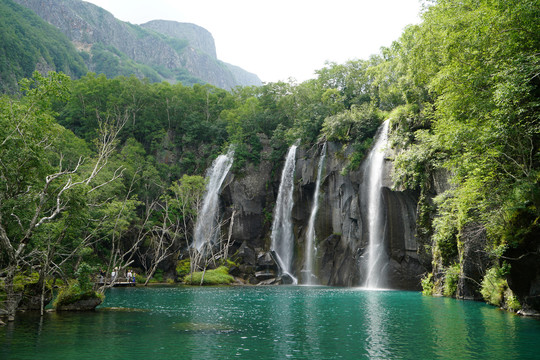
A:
0;72;125;318
390;0;540;298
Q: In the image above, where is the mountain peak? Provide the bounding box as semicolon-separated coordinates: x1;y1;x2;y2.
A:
11;0;262;89
141;20;217;59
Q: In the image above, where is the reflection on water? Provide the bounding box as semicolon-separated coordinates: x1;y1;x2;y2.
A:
364;290;389;359
2;286;540;360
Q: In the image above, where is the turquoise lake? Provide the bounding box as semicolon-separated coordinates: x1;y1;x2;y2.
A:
2;286;540;359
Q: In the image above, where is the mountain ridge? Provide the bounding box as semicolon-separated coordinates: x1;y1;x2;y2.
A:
10;0;262;89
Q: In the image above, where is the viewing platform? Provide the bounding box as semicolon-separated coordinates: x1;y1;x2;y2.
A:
95;277;136;287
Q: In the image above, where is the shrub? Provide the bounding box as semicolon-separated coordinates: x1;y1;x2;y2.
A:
176;259;191;278
322;104;381;143
75;262;94;293
443;264;460;297
481;267;505;306
135;274;146;284
13;272;40;292
481;265;520;311
183;266;234;285
152;269;164;283
421;273;434;296
341;138;374;174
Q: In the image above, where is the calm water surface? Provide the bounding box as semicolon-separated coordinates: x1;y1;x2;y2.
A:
2;286;540;359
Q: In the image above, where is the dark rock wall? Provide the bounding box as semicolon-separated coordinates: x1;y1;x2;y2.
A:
221;140;426;289
382;188;425;290
505;239;540;312
221;137;275;264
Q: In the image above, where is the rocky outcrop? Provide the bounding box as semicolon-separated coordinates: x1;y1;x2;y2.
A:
220;136;426;289
382;188;425;289
456;223;490;300
219;136;274;283
142;20;217;59
14;0;262;89
142;21;262;88
18;284;53;311
294;142;425;288
15;0;182;69
55;296;102;311
224;63;263;88
294;142;364;286
179;48;236;89
505;239;540;313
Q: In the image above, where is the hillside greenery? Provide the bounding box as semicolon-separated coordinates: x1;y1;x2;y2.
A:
0;0;538;315
0;0;220;94
0;0;87;92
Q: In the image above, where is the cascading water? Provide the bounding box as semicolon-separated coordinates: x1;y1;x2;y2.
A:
302;142;327;285
270;144;298;284
193;147;234;251
363;120;390;289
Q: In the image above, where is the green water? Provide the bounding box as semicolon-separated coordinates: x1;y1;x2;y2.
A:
2;286;539;359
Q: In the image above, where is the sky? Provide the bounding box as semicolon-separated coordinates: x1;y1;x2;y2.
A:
83;0;423;83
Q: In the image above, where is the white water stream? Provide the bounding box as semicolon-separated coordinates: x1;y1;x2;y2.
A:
303;142;327;285
193;147;234;251
270;144;298;284
363;120;389;289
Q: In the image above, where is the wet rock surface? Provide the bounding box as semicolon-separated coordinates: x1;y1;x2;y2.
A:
221;139;426;289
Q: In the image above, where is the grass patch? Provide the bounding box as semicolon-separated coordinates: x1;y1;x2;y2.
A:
183;266;234;285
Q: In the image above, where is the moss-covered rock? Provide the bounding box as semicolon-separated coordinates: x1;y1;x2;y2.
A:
53;263;104;311
53;284;104;311
183;266;234;285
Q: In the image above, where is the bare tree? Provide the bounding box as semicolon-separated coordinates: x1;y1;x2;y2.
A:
188;210;237;285
142;199;178;286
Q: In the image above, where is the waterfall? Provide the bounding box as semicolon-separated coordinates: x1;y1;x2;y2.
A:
303;142;327;285
270;144;298;284
193;147;234;251
363;120;390;289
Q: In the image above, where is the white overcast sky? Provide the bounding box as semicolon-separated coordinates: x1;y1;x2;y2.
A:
84;0;423;83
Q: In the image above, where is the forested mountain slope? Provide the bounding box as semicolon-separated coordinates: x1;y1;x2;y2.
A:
0;0;87;92
7;0;261;89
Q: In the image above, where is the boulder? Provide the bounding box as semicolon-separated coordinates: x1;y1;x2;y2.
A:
56;295;103;311
255;270;277;280
279;273;296;285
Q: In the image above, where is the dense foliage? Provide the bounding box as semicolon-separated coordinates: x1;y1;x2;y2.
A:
0;0;87;92
387;0;539;304
1;0;538;315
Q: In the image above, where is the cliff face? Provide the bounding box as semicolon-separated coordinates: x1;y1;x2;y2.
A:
221;139;426;289
142;20;262;89
141;20;217;59
14;0;182;68
13;0;262;89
